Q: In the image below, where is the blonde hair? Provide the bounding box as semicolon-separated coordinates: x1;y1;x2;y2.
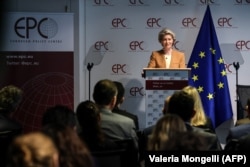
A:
8;132;59;167
182;86;207;126
147;114;186;151
158;28;176;43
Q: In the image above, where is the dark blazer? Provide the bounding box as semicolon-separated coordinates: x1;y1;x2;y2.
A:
112;107;139;131
147;49;186;68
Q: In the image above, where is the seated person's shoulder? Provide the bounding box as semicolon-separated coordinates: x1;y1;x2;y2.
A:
112;112;134;124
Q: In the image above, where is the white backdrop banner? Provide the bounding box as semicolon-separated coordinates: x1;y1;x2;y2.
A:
84;0;250;130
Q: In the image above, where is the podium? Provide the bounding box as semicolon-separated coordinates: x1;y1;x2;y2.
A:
143;68;191;127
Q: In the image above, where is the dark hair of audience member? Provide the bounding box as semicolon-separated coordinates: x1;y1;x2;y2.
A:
168;90;195;122
76;100;116;151
113;81;125;108
93;79;117;106
147;114;187;151
42;124;94;167
42;105;76;129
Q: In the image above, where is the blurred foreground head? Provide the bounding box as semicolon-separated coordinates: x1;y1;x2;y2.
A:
7;132;59;167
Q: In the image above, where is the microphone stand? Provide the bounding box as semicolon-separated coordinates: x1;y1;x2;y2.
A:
87;62;94;100
233;62;242;119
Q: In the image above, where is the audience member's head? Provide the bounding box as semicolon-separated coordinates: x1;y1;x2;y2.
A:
42;105;76;130
42;124;94;167
168;90;195;122
7;132;59;167
93;79;117;108
147;114;187;151
160;131;209;151
113;81;125;107
182;86;207;127
76;100;104;148
0;85;23;116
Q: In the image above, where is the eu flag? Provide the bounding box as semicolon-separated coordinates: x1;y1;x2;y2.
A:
187;5;233;128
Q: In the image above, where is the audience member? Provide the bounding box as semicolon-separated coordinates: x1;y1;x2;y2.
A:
7;132;59;167
76;100;118;152
113;81;139;130
147;113;187;151
182;86;214;133
167;90;221;150
93;79;139;166
0;85;23;167
42;124;94;167
93;79;138;146
42;104;77;130
235;98;250;126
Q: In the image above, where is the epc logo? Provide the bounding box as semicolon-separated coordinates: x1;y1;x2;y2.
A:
182;18;197;28
147;18;162;28
15;17;58;39
129;41;145;51
112;64;127;74
130;87;145;96
94;41;110;51
217;18;232;27
236;40;250;50
112;18;127;28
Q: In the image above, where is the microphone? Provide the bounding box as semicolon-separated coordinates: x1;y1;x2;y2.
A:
233;62;240;71
87;62;94;71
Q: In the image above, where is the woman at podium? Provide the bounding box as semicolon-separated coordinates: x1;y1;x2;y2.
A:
147;28;186;68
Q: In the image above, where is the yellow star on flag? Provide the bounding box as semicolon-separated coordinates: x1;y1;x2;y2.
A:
218;57;224;64
221;70;226;76
199;51;205;58
192;75;198;82
192;62;199;69
207;93;214;100
197;86;204;93
218;82;224;89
